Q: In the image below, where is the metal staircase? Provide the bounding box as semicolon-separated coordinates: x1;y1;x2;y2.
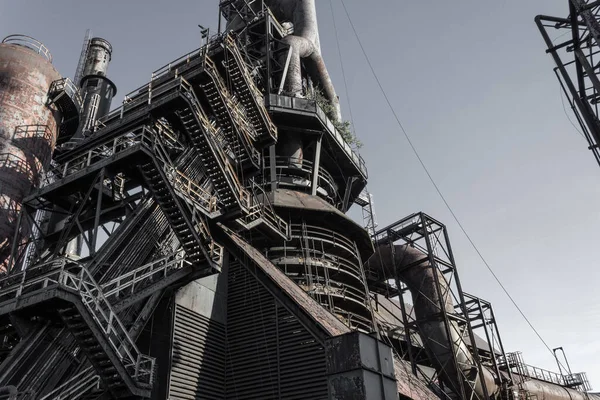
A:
224;33;277;146
178;80;252;212
47;78;83;142
202;56;260;170
139;159;221;270
0;259;155;398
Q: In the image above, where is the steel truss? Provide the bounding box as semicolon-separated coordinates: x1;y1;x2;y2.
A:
537;0;600;168
462;293;513;392
0;31;289;398
371;212;491;400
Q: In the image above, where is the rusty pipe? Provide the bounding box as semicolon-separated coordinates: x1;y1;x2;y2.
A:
368;244;600;400
369;244;499;398
263;0;342;121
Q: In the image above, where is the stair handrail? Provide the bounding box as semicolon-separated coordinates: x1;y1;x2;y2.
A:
205;55;259;142
101;250;188;299
60;264;155;385
224;33;277;137
144;124;224;267
0;258;68;299
38;366;99;400
250;179;289;237
48;78;83;111
179;78;252;210
224;33;264;102
146;123;220;217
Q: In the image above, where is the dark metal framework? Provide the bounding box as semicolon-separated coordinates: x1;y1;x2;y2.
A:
371;213;490;400
536;0;600;168
0;7;379;397
462;293;513;390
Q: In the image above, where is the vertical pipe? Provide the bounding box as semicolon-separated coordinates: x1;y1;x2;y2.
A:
310;135;322;196
90;168;105;254
269;145;277;192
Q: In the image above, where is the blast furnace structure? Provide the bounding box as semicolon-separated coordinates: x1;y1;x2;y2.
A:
0;1;595;399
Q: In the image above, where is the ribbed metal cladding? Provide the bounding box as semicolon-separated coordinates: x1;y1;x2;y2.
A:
169;304;226;400
226;261;328;400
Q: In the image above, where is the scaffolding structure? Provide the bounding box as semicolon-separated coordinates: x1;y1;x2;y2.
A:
536;0;600;168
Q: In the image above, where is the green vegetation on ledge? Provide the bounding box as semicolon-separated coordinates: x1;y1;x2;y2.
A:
306;87;363;149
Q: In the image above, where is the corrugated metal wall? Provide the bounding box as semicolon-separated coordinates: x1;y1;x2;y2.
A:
169;304;226;400
225;261;328;400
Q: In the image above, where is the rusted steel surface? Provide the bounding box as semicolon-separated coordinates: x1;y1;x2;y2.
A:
82;38;112;78
0;40;61;271
394;358;441;400
218;224;351;337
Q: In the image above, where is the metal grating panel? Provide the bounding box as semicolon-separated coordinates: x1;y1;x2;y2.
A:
170;304;226;400
226;261;328;400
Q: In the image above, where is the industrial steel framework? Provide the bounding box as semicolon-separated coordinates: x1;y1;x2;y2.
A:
462;293;513;393
369;213;491;400
0;1;598;399
0;4;379;397
536;0;600;168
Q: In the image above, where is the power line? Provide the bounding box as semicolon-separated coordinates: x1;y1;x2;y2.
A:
328;0;357;133
337;0;563;364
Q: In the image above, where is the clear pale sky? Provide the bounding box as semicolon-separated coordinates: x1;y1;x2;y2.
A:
2;0;599;389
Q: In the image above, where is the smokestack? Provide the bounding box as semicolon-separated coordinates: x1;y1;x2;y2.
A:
61;35;117;257
78;37;117;137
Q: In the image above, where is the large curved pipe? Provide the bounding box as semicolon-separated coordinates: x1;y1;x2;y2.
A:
265;0;342;121
368;244;600;400
369;244;498;398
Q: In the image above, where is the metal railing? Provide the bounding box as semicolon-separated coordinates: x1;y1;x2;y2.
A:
167;167;219;216
498;352;590;390
40;122;221;219
148;127;224;267
237;180;289;238
264;156;339;202
289;224;359;260
149;31;225;83
0;258;155;386
2;35;52;62
48;78;83;110
12;125;53;142
148;125;221;218
102;251;189;301
203;57;260;163
268;94;368;178
224;32;278;139
61;262;155;385
0;153;35;181
180;78;252;210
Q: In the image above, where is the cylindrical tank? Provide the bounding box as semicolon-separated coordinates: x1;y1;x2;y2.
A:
82;38;112;77
0;35;62;271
